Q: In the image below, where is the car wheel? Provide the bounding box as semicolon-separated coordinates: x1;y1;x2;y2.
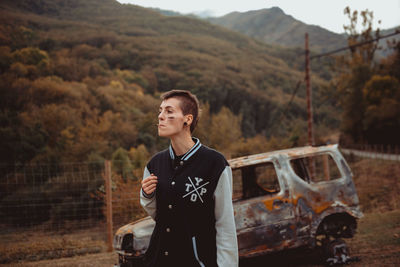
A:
322;238;350;266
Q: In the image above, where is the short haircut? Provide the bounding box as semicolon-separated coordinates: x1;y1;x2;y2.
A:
161;90;200;133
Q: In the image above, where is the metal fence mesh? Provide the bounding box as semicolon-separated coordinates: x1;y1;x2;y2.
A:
0;161;145;263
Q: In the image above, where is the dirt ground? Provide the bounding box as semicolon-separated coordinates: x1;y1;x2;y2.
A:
3;243;399;267
2;252;119;267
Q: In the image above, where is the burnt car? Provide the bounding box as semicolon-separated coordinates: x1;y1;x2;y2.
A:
114;144;363;266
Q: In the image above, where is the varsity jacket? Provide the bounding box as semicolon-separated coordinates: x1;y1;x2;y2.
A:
140;138;238;267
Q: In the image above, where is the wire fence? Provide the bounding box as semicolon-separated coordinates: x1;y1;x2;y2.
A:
1;162;101;229
1;145;398;232
341;144;400;161
0;160;145;263
343;143;400;154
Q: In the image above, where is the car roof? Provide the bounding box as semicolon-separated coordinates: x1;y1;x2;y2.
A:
228;144;339;170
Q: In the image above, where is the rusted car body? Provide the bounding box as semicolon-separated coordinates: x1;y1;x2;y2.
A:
114;144;363;266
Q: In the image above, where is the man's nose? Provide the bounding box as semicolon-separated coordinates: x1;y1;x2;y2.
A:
158;111;165;120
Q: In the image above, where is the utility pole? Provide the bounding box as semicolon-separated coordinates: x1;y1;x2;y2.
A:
305;33;316;179
104;160;113;252
305;33;315;146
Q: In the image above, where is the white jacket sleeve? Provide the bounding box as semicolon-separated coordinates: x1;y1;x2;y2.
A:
140;166;156;220
214;166;239;267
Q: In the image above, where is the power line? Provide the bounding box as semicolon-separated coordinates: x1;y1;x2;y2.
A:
268;30;400;135
310;30;400;59
281;80;303;117
268;79;302;133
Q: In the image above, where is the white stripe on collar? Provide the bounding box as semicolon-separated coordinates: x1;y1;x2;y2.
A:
169;137;201;161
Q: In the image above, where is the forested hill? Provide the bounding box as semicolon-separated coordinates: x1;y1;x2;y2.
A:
208;7;347;52
0;0;337;166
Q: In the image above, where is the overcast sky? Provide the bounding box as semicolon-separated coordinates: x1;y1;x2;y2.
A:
117;0;400;33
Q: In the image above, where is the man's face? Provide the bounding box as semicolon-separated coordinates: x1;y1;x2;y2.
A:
158;97;186;137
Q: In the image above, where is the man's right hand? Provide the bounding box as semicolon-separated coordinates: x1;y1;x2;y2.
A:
141;173;158;195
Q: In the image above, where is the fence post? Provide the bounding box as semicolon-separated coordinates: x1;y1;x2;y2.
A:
104;160;113;252
323;154;330;181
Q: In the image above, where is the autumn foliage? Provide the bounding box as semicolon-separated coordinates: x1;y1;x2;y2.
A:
334;7;400;146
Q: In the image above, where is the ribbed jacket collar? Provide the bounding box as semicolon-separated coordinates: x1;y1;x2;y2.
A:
169;137;201;161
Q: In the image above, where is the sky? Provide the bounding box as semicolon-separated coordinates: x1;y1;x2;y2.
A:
117;0;400;33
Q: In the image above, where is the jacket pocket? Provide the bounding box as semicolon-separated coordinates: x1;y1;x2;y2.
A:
192;236;205;267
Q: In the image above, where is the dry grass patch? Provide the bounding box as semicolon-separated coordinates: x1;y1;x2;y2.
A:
0;227;106;264
347;209;400;266
347;157;400;212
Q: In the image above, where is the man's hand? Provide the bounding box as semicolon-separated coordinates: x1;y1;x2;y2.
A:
142;173;158;195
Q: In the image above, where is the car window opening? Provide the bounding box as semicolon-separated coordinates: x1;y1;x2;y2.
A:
233;162;280;200
290;153;342;183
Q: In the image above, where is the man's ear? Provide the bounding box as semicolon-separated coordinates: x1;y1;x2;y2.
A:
185;114;193;126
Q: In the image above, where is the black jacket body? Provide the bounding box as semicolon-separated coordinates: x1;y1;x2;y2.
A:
143;143;228;267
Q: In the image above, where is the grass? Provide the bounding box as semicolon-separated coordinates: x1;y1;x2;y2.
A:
357;210;400;246
0;226;106;264
347;209;400;266
347;156;400;213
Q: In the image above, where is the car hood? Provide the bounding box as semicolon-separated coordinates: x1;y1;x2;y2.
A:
114;216;155;253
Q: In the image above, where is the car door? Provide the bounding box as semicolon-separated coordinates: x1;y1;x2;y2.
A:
232;160;296;257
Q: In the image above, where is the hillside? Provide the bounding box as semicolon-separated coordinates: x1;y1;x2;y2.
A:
0;0;338;165
208;7;347;52
156;6;399;57
378;27;400;57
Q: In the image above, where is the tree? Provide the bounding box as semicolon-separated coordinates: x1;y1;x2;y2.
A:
0;46;12;72
335;7;400;146
192;103;212;145
10;47;50;78
335;7;381;145
362;75;400;145
112;147;133;182
129;144;150;179
207;107;243;158
10;26;37;49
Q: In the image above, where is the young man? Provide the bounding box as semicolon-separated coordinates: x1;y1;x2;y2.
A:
140;90;238;266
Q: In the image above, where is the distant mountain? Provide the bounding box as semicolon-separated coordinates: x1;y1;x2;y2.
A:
150;7;182;17
150;8;215;19
0;0;339;143
378;27;400;57
208;7;347;52
207;7;400;57
190;10;216;18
